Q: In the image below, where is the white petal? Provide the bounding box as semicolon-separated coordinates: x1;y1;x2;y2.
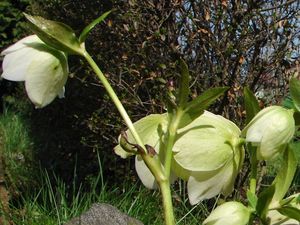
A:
25;49;68;108
58;87;65;98
1;47;38;81
188;166;233;204
174;134;232;171
1;35;42;55
187;146;243;205
135;155;157;189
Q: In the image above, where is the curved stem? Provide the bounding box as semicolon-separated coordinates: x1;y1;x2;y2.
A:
83;51;144;149
83;51;175;225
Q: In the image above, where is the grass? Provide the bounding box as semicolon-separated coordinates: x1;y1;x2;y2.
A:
1;105;299;225
0;106;207;225
2;157;207;225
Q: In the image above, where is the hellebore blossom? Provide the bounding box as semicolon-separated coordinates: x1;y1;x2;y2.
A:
115;111;244;205
242;106;295;160
173;111;244;205
1;35;69;108
203;201;251;225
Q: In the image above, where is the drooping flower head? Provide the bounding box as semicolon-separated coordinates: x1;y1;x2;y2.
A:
242;106;295;160
173;111;244;204
115;111;244;205
1;35;69;108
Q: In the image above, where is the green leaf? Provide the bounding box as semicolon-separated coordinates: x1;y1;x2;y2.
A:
247;190;258;209
282;95;295;110
271;144;297;205
244;87;260;124
277;206;300;222
290;77;300;112
24;13;83;55
79;11;111;43
256;185;275;220
177;58;190;108
179;87;228;128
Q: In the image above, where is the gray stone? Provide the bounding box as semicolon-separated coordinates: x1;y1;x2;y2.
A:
64;203;144;225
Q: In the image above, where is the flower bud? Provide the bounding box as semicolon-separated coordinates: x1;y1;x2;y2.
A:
242;106;295;160
203;201;251;225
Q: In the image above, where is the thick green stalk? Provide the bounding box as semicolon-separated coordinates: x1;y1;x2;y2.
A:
83;51;175;225
164;109;183;178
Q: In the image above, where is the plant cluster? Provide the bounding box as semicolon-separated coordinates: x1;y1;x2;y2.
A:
1;10;300;225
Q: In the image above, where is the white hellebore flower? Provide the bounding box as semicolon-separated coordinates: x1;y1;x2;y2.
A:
1;35;69;108
242;106;295;160
203;201;251;225
173;111;244;205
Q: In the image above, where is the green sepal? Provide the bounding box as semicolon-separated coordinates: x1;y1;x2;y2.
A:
79;10;111;43
290;77;300;112
178;87;228;128
247;190;258;210
277;206;300;222
24;13;83;55
279;196;296;207
256;185;275;221
271;144;297;205
177;58;190;109
244;87;260;124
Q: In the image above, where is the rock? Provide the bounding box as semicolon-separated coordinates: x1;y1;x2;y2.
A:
64;203;144;225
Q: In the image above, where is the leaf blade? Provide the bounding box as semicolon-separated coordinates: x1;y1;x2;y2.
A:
177;58;190;108
179;87;228;128
79;10;111;43
244;87;260;124
290;77;300;112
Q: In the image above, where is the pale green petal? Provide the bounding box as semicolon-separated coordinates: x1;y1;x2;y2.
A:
187;146;244;204
171;158;190;181
203;202;251;225
188;163;237;204
25;47;68;108
135;155;177;189
114;114;168;157
114;145;134;159
135;155;157;189
174;135;232;171
173;111;240;171
242;106;281;137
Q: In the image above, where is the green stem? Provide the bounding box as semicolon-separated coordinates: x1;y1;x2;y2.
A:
83;51;143;149
160;180;176;225
164;109;183;178
250;147;257;195
83;51;175;225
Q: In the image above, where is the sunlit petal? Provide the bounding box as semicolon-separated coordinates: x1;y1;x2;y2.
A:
25;49;68;108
